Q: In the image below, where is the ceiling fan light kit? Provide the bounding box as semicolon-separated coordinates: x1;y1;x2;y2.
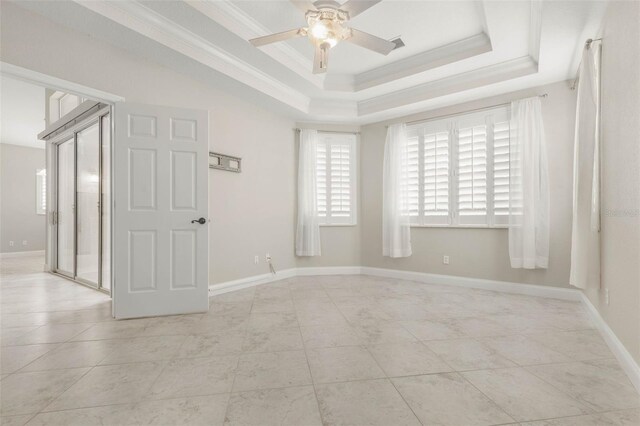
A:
249;0;401;74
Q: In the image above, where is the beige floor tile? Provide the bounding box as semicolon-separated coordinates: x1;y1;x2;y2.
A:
251;299;295;314
9;323;93;345
463;367;591;421
1;344;58;374
21;340;116;372
27;394;229;426
529;330;614;361
426;338;517;371
225;386;322;426
315;379;420;426
0;414;33;426
0;327;40;347
352;322;418;345
242;327;303;353
208;301;253;317
306;345;385;383
0;368;90;416
521;408;640;425
233;350;311;392
178;332;245;358
69;320;149;341
367;341;452;377
193;314;249;334
148;355;238;399
479;334;572;366
300;323;363;348
98;335;186;365
294;303;346;326
526;360;640;412
43;362;165;412
399;319;466;341
139;314;204;337
392;373;514;426
245;312;298;332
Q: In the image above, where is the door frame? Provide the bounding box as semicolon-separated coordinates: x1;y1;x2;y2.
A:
1;62;125;316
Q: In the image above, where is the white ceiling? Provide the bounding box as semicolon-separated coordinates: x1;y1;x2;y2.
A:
0;77;46;149
13;0;609;124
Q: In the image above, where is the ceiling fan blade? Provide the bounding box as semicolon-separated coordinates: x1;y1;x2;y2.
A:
345;28;396;55
340;0;382;18
290;0;316;14
313;44;329;74
249;28;305;47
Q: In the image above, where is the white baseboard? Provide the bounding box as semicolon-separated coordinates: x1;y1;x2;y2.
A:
208;268;297;296
361;267;581;301
580;293;640;393
0;250;45;259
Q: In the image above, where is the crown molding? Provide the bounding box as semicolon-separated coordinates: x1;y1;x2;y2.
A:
74;0;310;113
349;33;493;92
185;0;325;89
358;56;538;116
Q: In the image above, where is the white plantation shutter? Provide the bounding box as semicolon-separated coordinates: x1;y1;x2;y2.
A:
457;124;487;224
316;143;327;218
493;121;511;223
316;133;357;225
405;106;510;227
406;130;420;219
424;130;450;221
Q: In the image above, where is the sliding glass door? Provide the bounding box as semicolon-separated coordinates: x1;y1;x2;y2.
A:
54;110;110;292
57;138;75;277
76;122;100;285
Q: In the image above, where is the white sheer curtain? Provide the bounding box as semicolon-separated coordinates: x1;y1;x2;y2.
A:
570;42;601;288
382;123;412;258
296;129;321;256
508;97;549;269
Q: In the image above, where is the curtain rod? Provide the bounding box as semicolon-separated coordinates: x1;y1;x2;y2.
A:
293;128;360;135
389;93;548;128
571;38;603;90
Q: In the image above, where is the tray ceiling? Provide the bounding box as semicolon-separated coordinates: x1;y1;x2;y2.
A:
14;0;609;123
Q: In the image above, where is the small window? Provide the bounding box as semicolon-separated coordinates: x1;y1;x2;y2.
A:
36;168;47;215
316;133;357;225
406;107;511;227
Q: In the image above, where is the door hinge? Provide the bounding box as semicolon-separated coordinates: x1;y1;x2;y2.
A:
51;211;58;225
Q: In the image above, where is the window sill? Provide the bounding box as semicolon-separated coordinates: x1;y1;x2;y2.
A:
410;224;508;229
319;223;358;227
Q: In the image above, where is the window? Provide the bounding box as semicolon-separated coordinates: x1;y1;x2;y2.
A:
407;107;511;227
36;168;47;215
316;133;357;225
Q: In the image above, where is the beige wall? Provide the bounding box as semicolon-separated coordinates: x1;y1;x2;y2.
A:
360;80;577;287
585;0;640;364
0;144;46;253
0;3;296;283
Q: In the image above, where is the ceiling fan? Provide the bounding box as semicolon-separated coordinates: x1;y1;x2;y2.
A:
249;0;401;74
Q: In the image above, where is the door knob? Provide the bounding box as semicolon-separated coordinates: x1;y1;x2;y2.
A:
191;217;207;224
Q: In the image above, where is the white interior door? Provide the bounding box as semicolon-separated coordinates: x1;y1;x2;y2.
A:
114;102;209;319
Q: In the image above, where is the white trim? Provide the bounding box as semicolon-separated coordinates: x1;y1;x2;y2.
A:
0;250;45;259
208;268;297;296
360;267;580;301
74;0;310;114
580;292;640;394
0;62;124;103
185;0;323;89
209;265;579;301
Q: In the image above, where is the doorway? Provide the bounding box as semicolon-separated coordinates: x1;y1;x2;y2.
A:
45;104;111;293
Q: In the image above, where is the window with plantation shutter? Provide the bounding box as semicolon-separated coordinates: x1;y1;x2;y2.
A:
316;133;357;225
405;106;511;227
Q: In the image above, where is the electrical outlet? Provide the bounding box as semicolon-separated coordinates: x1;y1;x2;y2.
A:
265;253;271;262
22;240;27;246
254;255;259;265
9;241;14;247
443;255;450;265
604;288;610;305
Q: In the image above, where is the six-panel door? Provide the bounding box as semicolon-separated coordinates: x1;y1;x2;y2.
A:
114;103;209;319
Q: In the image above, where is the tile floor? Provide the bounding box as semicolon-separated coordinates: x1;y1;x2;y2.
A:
1;254;638;425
